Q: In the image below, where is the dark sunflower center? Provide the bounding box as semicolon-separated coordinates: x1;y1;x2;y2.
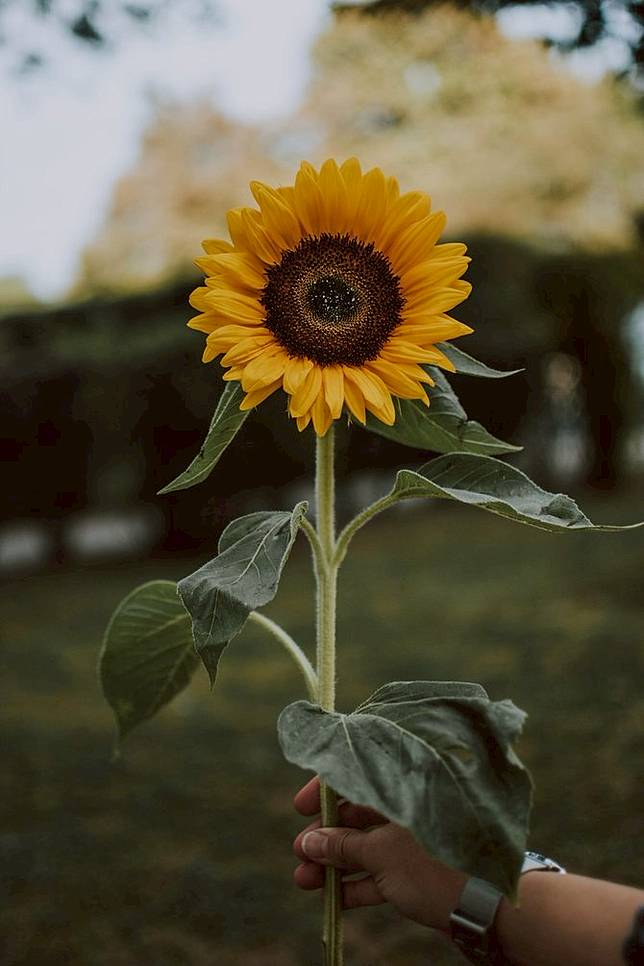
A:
306;276;359;325
260;233;404;367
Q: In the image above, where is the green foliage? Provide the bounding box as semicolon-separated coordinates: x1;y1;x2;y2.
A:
439;343;522;379
99;580;197;744
178;504;308;684
278;680;532;897
388;453;643;532
364;369;521;455
158;382;249;494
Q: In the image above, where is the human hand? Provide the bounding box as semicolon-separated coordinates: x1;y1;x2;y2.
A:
292;776;467;932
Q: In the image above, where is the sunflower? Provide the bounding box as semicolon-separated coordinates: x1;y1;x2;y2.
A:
188;159;473;436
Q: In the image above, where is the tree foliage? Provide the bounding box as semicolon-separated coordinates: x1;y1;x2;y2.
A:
336;0;644;76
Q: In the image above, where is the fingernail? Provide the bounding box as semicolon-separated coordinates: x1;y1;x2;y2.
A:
302;830;327;859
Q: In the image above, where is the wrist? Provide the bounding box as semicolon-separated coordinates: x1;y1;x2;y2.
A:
449;851;567;964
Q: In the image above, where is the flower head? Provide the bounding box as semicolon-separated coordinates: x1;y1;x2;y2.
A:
189;159;472;435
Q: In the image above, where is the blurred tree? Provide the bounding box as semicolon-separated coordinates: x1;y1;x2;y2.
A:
0;0;220;75
335;0;644;79
304;5;644;249
73;104;280;296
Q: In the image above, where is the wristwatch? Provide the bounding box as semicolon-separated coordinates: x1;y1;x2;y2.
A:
449;851;567;965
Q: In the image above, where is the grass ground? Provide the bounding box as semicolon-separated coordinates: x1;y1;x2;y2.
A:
1;493;643;965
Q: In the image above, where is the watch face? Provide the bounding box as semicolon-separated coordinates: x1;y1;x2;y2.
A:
522;851;566;874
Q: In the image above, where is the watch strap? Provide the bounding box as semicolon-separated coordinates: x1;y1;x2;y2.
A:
450;876;505;965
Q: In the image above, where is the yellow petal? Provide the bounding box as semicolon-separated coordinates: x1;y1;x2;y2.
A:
353;167;387;244
318;159;349;234
339;157;362;197
221;336;275;366
293;167;324;237
197;252;266;289
189;286;211;311
299;160;320;183
289;365;323;417
381;343;456;372
250;181;302;251
322;366;344;419
241;348;288;390
226;207;251;252
403;285;472;318
388;212;447;275
420;345;457;372
341;369;366;423
343;366;388;408
283;356;313;394
209;290;265;323
222;365;244;382
207;323;271;343
240;378;282;411
241;208;283;264
430;242;468;260
392;361;436;386
385;175;400;206
202;238;234;255
397;318;473;342
296;412;312;432
375;190;431;252
202;343;219;363
277;185;296;206
366;392;395;425
311;392;333;436
400;257;470;293
365;359;428;401
187;313;218;333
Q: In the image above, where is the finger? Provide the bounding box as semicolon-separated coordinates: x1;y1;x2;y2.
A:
301;827;367;870
342;875;385;911
293;804;385;860
294;776;321;815
294;821;362;874
294;861;325;890
293;818;322;858
294;777;387;825
338;801;387;829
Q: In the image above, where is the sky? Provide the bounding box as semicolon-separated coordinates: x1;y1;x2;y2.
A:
0;0;331;300
0;0;638;302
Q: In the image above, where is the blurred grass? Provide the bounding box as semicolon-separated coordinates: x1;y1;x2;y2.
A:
1;495;643;965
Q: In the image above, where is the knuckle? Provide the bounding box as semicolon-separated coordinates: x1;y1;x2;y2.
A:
335;828;360;866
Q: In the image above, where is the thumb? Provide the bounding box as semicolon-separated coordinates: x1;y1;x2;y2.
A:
301;827;368;870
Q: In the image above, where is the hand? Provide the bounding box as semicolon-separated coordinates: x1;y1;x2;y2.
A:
292;776;467;932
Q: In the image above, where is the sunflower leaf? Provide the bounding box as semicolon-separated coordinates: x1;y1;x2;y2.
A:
389;452;643;532
438;343;523;379
278;680;532;898
178;502;308;684
158;381;248;494
99;580;198;747
363;370;521;455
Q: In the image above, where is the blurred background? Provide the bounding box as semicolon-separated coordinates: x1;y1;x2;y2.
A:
1;1;643;963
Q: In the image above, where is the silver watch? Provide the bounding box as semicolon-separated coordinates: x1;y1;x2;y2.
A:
449;851;566;965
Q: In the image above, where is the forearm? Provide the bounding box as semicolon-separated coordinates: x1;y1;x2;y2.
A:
494;872;644;966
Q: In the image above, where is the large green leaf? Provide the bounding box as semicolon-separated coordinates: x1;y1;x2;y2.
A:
158;381;248;494
278;680;532;897
438;343;522;379
364;370;520;456
178;503;308;683
389;452;642;532
99;580;197;744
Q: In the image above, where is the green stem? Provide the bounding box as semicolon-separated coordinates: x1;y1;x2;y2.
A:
300;515;325;575
334;493;397;568
314;427;343;966
246;611;318;702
